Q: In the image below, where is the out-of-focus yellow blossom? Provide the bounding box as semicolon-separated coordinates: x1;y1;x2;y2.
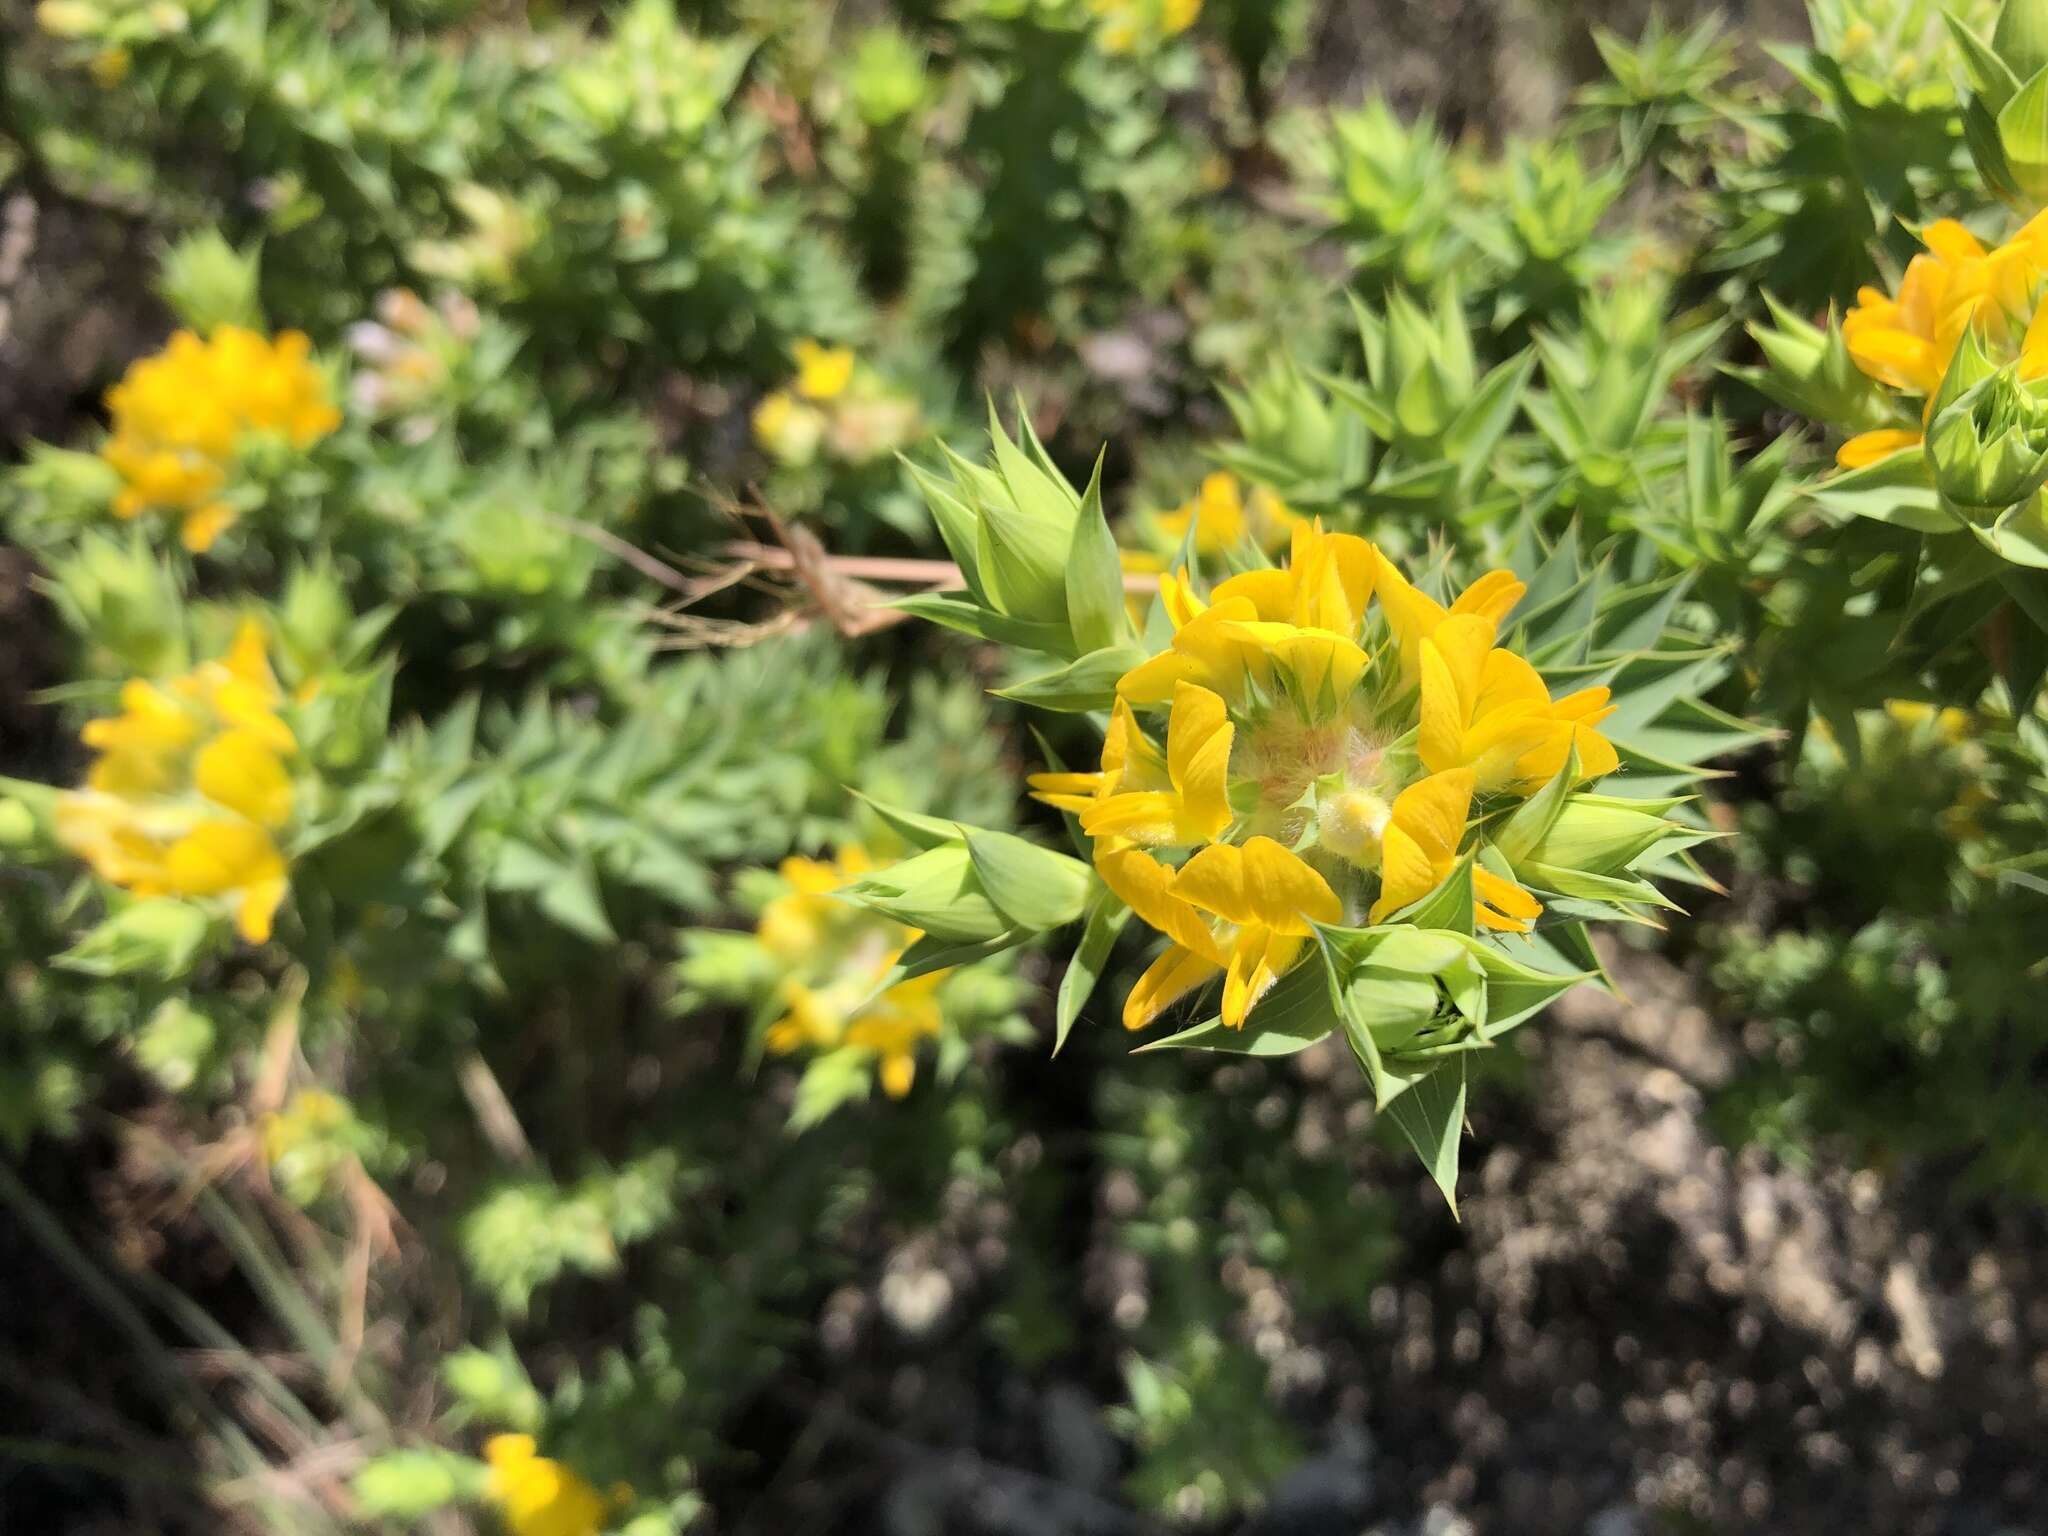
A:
1154;473;1307;558
1031;523;1608;1030
1836;213;2048;468
756;344;920;468
792;339;856;401
484;1434;620;1536
755;846;955;1099
1883;698;1973;743
844;971;946;1098
88;46;131;87
101;327;340;551
1091;0;1200;53
54;621;298;943
752;390;826;465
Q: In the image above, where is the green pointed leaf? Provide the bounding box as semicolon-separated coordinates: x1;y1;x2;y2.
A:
1383;1058;1468;1216
1389;850;1477;935
994;645;1146;713
1063;451;1126;656
850;792;962;851
1133;957;1334;1055
889;592;1075;652
1055;881;1133;1053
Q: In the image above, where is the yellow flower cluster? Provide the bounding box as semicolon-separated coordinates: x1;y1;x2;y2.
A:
753;339;920;468
757;846;947;1098
484;1434;625;1536
1838;213;2048;468
1153;472;1306;559
55;621;297;943
1091;0;1200;54
102;327;340;552
1031;524;1619;1031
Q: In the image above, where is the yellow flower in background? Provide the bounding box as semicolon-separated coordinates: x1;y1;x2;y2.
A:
792;338;856;401
1155;473;1306;558
101;326;340;551
1053;524;1594;1029
484;1434;613;1536
845;971;946;1097
55;620;298;943
752;389;826;465
1835;212;2048;468
1091;0;1200;53
753;844;957;1102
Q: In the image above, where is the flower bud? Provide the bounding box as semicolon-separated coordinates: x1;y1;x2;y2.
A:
45;534;188;678
1927;364;2048;512
1514;797;1680;879
278;561;354;668
0;796;42;850
1740;296;1893;431
845;844;1012;945
157;229;265;333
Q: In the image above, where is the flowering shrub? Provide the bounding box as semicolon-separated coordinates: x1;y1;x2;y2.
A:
56;619;299;942
101;327;339;551
6;0;2048;1530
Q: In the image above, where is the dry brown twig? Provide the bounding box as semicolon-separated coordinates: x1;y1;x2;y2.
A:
565;490;1163;651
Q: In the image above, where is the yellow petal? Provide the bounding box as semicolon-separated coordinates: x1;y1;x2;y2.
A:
793;339;855;401
1370;822;1438;923
879;1051;916;1098
1172;836;1340;936
194;729;295;826
1166;682;1234;842
1474;866;1542;932
180;501;238;553
163;817;285;898
1260;629;1371;712
1123;943;1222;1030
1389;768;1473;865
1158;570;1207;630
1449;570;1525;627
1834;427;1923;469
1220;927;1303;1028
237;875;288;943
1096;846;1227;963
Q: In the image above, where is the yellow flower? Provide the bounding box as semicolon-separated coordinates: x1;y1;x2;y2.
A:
1373;552;1525;687
101;327;340;551
484;1434;611;1536
1091;0;1200;52
1834;212;2048;467
1842;219;2036;398
845;971;947;1097
752;389;825;464
1080;682;1235;847
89;46;131;87
792;339;856;401
55;621;298;943
757;846;877;962
1064;523;1593;1028
1418;614;1619;792
1369;769;1541;932
1155;473;1307;557
754;844;956;1103
1171;836;1341;1027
